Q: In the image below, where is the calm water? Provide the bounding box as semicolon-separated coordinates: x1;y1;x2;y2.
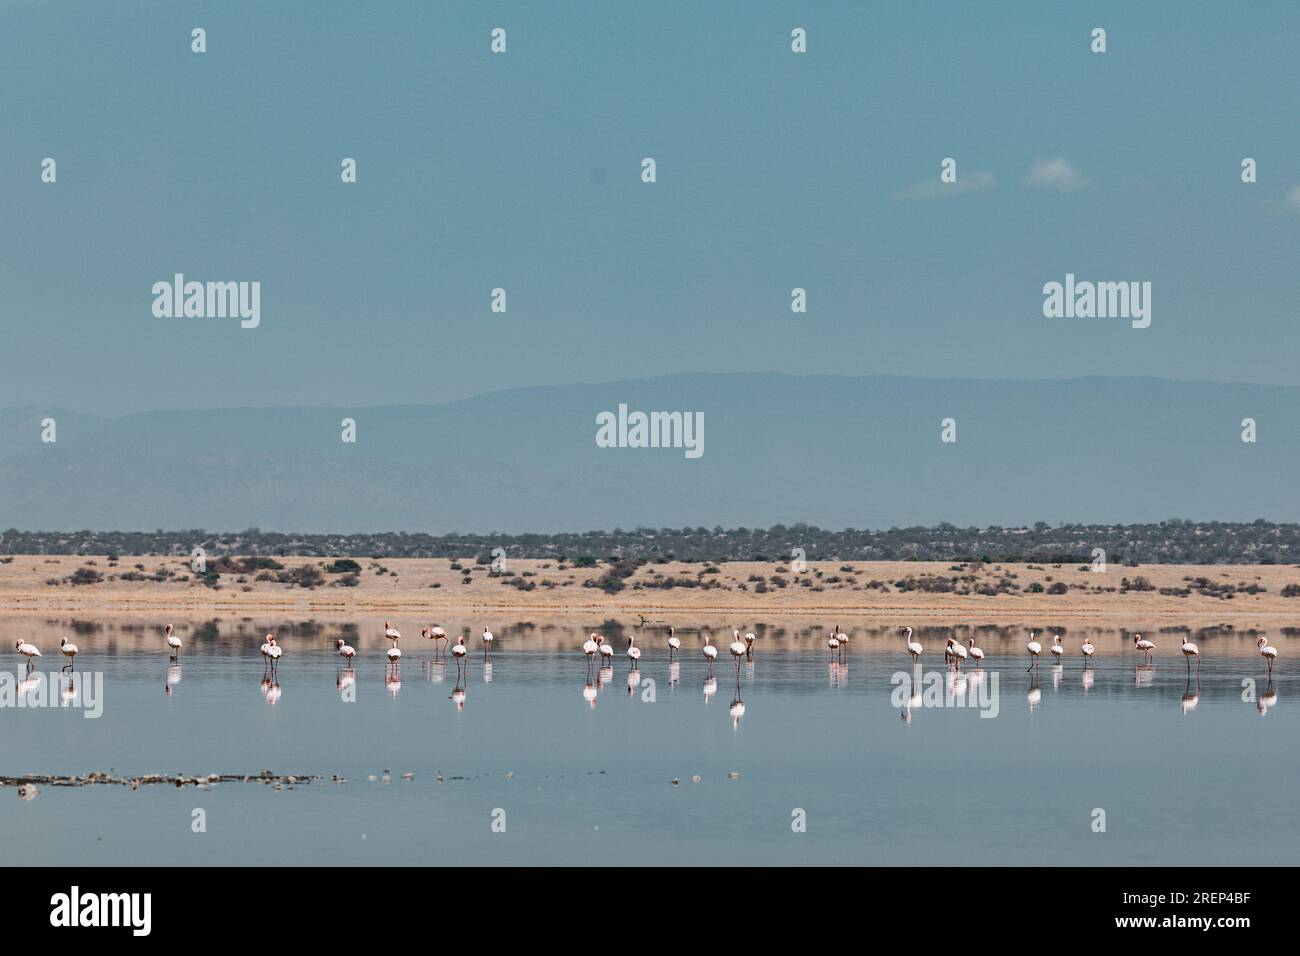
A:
1;620;1294;865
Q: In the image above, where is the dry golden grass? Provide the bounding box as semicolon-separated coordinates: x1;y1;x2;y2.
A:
2;554;1299;629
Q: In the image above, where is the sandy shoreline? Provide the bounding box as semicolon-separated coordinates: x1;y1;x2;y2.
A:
2;554;1299;627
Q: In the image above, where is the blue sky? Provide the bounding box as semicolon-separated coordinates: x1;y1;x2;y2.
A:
1;0;1297;415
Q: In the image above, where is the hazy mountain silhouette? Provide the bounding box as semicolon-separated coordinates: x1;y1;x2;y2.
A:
0;373;1291;532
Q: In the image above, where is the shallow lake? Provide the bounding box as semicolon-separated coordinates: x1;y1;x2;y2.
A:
1;620;1293;865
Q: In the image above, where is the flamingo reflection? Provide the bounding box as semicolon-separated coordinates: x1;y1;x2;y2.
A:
422;658;447;683
729;692;745;729
337;666;356;697
1257;677;1278;716
1180;672;1199;715
450;671;466;711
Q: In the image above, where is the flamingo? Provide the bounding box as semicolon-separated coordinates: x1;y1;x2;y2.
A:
59;637;78;672
165;624;182;660
667;626;681;661
827;626;840;659
335;638;356;663
1180;635;1200;673
387;643;402;663
597;635;615;667
1257;636;1278;674
268;637;282;671
744;631;756;660
967;638;983;667
1081;638;1095;663
426;629;452;658
1026;632;1042;670
949;637;968;670
481;626;494;660
16;639;41;670
383;621;401;643
582;634;599;671
729;630;747;674
1050;634;1064;662
452;634;468;674
626;635;641;668
702;632;718;675
1133;633;1156;664
833;625;848;662
260;633;274;673
902;626;922;663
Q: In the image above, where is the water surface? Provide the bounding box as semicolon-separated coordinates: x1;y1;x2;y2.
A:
1;620;1293;865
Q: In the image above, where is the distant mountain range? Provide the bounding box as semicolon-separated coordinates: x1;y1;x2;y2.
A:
0;373;1294;533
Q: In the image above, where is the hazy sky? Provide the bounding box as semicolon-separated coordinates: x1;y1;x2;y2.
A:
2;1;1297;415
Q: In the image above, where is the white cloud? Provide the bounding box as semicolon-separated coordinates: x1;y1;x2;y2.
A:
1024;157;1090;192
890;171;995;202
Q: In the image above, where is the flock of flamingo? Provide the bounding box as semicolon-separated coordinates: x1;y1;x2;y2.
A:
902;626;1278;676
15;621;1284;717
14;619;1283;676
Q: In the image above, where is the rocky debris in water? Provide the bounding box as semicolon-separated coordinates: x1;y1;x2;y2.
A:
728;772;740;780
18;783;38;801
671;778;680;786
401;772;414;781
691;774;702;783
1;771;322;791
